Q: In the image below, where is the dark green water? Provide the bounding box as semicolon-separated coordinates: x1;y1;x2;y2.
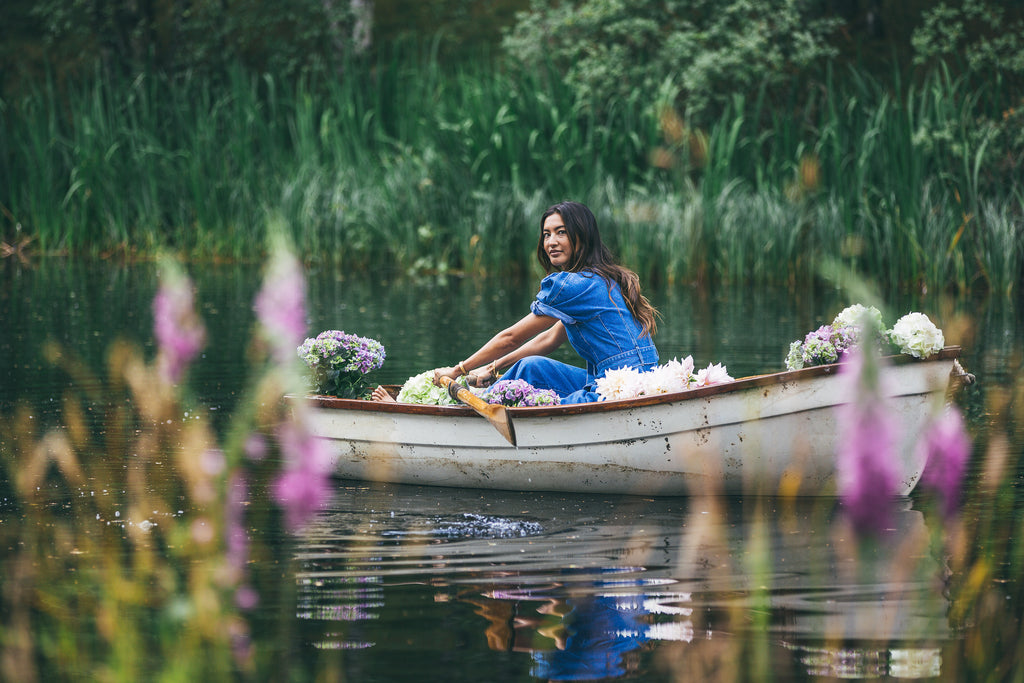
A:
1;258;1022;681
8;259;1012;419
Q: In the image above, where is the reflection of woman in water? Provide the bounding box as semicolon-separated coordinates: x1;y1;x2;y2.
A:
465;590;651;681
528;594;650;681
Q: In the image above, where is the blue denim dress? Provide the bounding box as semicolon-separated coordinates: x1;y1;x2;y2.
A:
501;271;658;404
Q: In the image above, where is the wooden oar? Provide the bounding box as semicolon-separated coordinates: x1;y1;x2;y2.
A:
439;375;517;446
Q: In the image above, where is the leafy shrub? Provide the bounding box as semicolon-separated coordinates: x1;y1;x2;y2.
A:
501;0;840;123
911;0;1024;185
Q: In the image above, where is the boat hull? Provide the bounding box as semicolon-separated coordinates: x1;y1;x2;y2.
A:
301;348;963;496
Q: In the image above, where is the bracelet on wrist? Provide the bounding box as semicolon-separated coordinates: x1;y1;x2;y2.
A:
457;361;468;376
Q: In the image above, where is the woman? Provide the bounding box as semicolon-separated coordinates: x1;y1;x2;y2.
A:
420;201;658;405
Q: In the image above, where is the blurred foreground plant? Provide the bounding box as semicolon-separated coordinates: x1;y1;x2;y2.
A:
836;345;902;534
937;365;1024;680
0;239;327;681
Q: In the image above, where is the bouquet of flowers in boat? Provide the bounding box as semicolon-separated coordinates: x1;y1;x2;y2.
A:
298;330;386;399
785;305;945;370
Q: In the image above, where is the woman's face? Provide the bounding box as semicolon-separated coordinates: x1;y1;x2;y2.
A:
542;212;574;269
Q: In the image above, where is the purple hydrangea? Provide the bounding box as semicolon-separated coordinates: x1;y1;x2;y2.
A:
485;379;560;407
297;330;386;398
798;324;858;368
298;330;386;374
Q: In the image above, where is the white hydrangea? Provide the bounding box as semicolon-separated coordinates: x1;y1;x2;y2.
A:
395;370;485;404
833;304;884;334
888;312;945;359
785;340;805;371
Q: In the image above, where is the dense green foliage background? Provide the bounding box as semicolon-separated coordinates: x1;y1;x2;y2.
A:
1;1;1022;292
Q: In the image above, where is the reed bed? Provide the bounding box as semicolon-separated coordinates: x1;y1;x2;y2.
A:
1;51;1021;292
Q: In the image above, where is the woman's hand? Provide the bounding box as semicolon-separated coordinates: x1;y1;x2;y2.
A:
432;366;462;386
466;369;496;388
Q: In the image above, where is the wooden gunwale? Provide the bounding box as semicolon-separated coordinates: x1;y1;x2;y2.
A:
300;346;962;416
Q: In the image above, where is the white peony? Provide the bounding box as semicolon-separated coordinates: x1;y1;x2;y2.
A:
595;366;647;400
888;312;945;359
646;356;696;394
642;363;690;394
693;362;735;387
662;356;696;383
597;356;733;400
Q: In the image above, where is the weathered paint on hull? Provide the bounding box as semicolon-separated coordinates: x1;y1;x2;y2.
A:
302;349;962;496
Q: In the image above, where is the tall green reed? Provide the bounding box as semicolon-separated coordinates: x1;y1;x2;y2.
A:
657;64;1020;293
2;51;1020;291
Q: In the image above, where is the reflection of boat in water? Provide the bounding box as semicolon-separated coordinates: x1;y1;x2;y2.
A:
293;483;950;680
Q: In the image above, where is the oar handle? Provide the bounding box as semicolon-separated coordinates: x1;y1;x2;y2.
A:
445;375;469;403
441;375;492;414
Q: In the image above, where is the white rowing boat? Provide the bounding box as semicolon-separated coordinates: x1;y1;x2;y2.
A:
300;347;967;496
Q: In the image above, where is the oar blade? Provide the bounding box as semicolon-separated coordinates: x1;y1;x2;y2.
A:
441;376;518;446
484;404;517;446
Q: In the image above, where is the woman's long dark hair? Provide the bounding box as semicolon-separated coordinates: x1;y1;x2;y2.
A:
536;201;659;337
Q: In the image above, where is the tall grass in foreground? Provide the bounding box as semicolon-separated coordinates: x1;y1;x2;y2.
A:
938;362;1024;680
1;250;1022;681
0;248;331;681
1;52;1021;291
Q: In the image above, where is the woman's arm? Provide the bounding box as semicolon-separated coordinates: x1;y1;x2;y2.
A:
434;313;564;384
489;321;566;372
